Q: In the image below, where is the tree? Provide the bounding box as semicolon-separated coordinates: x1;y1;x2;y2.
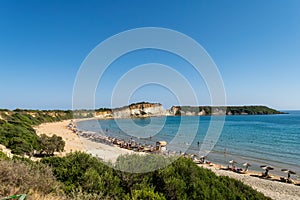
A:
39;134;65;156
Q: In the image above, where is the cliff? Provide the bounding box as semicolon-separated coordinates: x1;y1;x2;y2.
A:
95;102;169;118
94;103;284;119
171;105;284;116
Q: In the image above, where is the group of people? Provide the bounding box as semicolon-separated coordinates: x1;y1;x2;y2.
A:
70;122;299;185
78;131;160;153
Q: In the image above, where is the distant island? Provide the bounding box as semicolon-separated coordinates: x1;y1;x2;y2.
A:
93;102;285;119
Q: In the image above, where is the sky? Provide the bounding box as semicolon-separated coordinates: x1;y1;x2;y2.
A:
0;0;300;110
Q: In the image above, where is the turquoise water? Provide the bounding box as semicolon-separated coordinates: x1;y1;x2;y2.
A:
77;111;300;179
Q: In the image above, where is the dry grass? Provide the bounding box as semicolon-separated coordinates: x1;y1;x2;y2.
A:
0;160;62;198
26;191;66;200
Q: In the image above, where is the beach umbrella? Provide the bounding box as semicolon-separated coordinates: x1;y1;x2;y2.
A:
229;160;237;168
260;165;274;170
243;162;251;171
281;169;296;179
200;156;206;163
260;165;274;177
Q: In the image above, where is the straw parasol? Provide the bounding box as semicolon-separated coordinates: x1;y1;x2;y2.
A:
229;160;237;163
260;165;274;177
199;156;206;163
281;169;296;179
243;162;251;171
229;160;237;168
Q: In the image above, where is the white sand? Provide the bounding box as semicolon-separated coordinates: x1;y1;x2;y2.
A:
35;120;300;199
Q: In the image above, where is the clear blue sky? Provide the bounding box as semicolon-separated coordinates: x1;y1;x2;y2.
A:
0;0;299;110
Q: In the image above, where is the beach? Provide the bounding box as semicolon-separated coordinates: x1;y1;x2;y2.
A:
34;119;140;162
35;119;300;200
202;165;300;200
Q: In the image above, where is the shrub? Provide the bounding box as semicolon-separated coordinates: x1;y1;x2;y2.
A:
42;152;124;199
42;153;270;200
39;134;65;156
0;160;62;197
0;151;8;160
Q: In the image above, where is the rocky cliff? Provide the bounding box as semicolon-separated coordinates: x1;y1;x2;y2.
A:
94;103;284;119
172;105;284;116
95;102;170;118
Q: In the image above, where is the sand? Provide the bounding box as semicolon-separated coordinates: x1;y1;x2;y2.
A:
201;165;300;200
34;120;85;156
34;120;300;200
34;119;139;162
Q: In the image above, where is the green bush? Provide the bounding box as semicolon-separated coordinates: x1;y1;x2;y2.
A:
42;152;124;199
0;151;8;160
0;110;74;155
42;153;270;200
39;134;65;155
129;187;166;200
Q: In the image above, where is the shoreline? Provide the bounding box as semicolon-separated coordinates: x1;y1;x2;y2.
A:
202;164;300;200
35;119;300;200
34;118;143;162
76;117;300;182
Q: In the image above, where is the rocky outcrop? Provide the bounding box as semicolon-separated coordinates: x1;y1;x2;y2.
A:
170;106;181;115
95;102;169;119
170;105;283;116
95;110;113;118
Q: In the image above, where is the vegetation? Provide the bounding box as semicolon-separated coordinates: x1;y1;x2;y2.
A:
41;152;270;200
0;150;270;199
0;159;62;198
178;105;284;115
0;151;8;160
0;107;276;199
129;102;161;107
95;108;112;112
0;110;73;155
39;134;65;156
225;106;284;115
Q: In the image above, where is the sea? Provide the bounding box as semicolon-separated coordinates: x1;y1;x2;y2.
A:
77;110;300;180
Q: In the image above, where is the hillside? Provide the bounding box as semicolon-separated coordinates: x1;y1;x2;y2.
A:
0;105;284;155
0;109;74;156
172;105;284;116
0;152;270;199
94;103;285;118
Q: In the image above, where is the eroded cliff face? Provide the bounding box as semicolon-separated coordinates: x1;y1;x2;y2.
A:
95;104;226;118
94;104;284;118
95;110;113;118
95;103;169;118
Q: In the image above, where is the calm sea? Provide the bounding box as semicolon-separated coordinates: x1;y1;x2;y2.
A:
77;111;300;179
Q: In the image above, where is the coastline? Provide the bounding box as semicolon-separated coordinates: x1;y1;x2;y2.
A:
34;119;300;200
34;118;143;162
202;165;300;200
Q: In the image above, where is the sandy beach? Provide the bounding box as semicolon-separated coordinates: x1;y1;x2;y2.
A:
34;119;139;162
35;120;300;200
202;165;300;200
